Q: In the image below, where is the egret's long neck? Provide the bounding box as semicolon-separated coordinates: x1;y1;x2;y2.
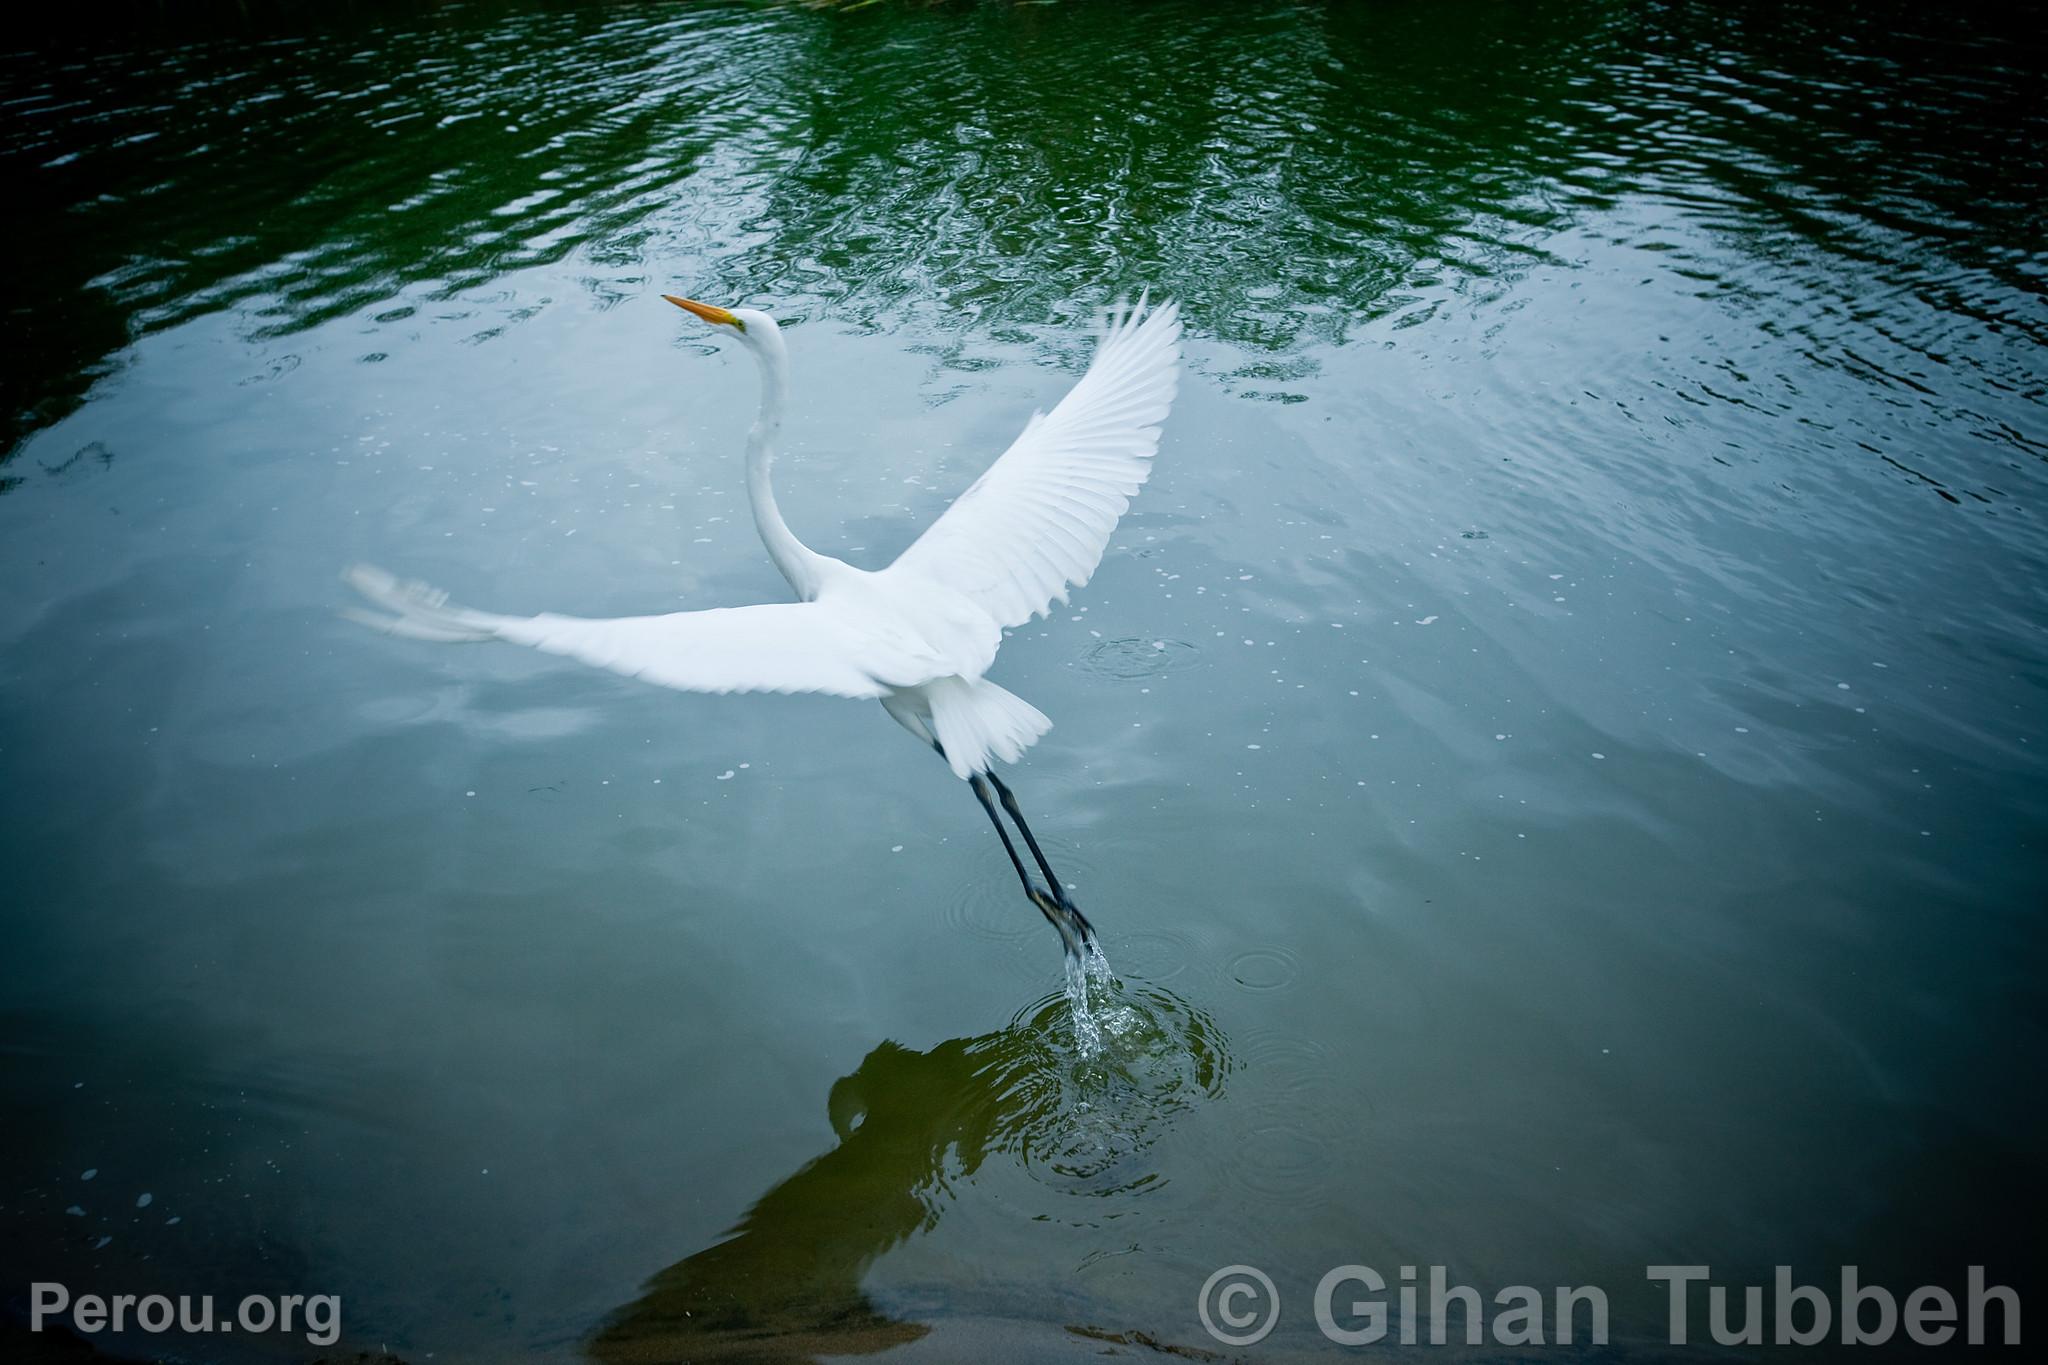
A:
745;342;823;599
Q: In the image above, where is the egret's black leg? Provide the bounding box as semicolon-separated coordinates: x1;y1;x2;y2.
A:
942;741;1089;954
985;771;1062;893
986;770;1097;948
958;766;1085;954
967;772;1035;896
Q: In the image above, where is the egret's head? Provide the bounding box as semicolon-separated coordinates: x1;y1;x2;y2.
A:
663;295;781;354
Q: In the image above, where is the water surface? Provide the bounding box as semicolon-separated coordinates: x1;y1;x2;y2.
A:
3;1;2043;1359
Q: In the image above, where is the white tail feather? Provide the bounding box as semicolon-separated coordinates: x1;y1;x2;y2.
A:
926;675;1053;779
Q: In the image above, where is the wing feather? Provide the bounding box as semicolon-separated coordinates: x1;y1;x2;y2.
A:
887;297;1182;627
345;565;936;699
492;604;928;698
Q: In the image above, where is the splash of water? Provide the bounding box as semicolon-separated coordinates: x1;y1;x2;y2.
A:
1005;970;1233;1200
1062;941;1117;1059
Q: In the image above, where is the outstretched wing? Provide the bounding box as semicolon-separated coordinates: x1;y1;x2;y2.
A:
887;297;1182;628
344;565;937;699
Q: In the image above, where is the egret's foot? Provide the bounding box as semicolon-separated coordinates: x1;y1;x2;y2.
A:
1024;888;1089;961
1058;891;1099;950
1030;884;1098;958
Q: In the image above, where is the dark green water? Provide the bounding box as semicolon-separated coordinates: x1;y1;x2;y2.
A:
3;1;2043;1360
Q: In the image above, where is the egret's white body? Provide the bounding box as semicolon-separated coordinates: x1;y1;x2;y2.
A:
347;293;1181;943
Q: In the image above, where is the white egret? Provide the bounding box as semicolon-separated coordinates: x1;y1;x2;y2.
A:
346;293;1182;953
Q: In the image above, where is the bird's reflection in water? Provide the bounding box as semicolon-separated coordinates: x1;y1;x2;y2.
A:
587;982;1229;1364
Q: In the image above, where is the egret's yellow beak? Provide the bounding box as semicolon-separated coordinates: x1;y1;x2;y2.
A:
663;295;745;332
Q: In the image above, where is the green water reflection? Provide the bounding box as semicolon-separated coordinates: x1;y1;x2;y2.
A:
589;984;1226;1363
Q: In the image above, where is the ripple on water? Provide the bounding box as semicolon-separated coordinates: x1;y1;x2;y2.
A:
997;979;1232;1199
1229;1120;1342;1202
1238;1027;1334;1079
1215;1028;1358;1204
1238;1027;1367;1118
941;870;1053;945
1106;927;1194;983
1226;947;1300;991
1075;637;1202;681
